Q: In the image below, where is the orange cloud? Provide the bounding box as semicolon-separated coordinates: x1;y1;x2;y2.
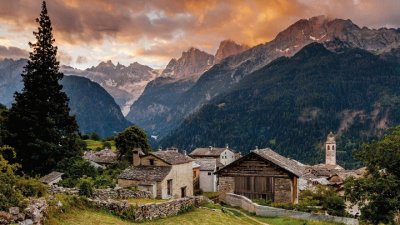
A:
0;0;399;67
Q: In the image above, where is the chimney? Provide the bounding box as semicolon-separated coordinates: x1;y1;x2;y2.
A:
209;146;213;151
183;150;187;156
132;148;141;166
255;146;258;150
225;144;229;149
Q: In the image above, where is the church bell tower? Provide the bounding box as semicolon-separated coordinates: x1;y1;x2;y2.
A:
325;132;336;165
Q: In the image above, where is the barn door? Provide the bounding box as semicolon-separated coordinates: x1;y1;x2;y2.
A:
234;176;274;201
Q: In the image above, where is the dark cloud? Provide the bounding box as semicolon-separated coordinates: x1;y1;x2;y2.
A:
0;45;28;59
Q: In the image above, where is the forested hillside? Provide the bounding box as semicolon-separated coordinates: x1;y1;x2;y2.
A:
161;43;400;168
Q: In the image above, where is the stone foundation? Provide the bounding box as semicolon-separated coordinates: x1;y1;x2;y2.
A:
218;176;234;201
274;178;292;203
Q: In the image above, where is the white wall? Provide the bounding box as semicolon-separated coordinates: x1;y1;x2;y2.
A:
199;170;217;192
219;150;235;166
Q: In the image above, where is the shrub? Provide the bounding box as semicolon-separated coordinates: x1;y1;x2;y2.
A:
90;133;100;141
102;141;112;149
58;177;79;188
16;177;47;197
323;195;345;216
79;179;93;197
93;175;115;188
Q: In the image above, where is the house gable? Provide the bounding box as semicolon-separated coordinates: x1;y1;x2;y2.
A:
141;154;170;166
217;152;295;178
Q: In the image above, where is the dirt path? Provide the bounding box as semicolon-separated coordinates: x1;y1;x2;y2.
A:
224;207;269;225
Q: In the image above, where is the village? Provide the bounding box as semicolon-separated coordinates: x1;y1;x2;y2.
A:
32;132;362;225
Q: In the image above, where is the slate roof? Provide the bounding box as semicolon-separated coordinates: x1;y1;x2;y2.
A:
189;147;229;157
195;159;217;171
252;148;305;177
150;150;192;165
40;171;64;184
83;149;117;164
118;166;171;182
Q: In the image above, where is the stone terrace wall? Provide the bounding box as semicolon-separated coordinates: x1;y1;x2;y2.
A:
89;196;207;222
224;193;359;225
48;186;151;199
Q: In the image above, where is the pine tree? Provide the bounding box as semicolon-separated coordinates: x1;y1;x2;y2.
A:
5;1;81;175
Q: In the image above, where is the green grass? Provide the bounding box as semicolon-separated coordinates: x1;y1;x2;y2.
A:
46;204;343;225
84;139;116;151
46;207;261;225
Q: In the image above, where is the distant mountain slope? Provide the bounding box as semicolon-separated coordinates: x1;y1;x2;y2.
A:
0;59;130;137
61;76;131;137
127;40;249;136
161;43;400;168
0;58;26;106
127;16;400;139
62;60;160;115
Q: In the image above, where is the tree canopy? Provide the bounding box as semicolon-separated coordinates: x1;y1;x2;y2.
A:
115;125;151;160
4;1;81;175
345;126;400;224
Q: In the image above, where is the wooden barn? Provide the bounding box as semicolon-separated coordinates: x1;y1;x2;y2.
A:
216;148;304;203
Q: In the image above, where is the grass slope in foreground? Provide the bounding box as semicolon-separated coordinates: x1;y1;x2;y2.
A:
46;207;341;225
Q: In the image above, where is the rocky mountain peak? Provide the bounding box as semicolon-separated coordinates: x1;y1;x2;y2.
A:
162;47;214;79
214;40;249;64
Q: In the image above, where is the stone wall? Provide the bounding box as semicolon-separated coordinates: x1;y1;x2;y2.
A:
218;176;234;201
88;196;207;222
48;186;151;199
0;198;47;225
224;193;359;225
274;178;292;203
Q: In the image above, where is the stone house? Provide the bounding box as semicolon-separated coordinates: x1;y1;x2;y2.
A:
195;158;218;192
118;148;193;199
216;148;303;203
83;148;117;167
189;145;237;168
39;171;64;185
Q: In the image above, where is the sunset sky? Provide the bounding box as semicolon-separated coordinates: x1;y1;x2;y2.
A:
0;0;399;69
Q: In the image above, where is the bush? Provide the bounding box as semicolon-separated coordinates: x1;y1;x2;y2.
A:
93;175;115;189
102;141;112;149
16;177;47;197
79;179;93;197
58;177;80;188
323;195;345;216
57;157;98;179
90;133;100;141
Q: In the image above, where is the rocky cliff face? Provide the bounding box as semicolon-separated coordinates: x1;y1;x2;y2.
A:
62;60;160;115
161;48;214;80
214;40;249;64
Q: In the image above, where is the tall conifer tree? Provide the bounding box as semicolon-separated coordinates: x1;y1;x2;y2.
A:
5;1;81;175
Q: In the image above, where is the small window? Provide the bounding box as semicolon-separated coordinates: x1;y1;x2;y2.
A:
208;172;212;175
167;179;173;196
327;145;330;150
149;159;155;165
332;145;335;150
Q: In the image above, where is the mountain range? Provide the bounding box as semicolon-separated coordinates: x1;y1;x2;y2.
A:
61;61;159;115
127;15;400;140
160;42;400;168
1;15;400;167
0;59;130;137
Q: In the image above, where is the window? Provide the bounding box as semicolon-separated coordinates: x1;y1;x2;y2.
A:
149;159;155;165
181;186;187;198
167;179;173;196
332;145;335;150
208;172;212;175
327;145;330;150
